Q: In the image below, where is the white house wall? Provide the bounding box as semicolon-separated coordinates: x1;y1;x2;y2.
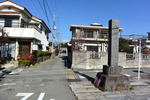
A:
5;28;35;38
0;7;20;12
0;1;24;10
5;27;48;46
33;29;49;51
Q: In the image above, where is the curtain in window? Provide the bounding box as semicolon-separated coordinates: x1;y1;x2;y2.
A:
0;18;4;27
12;19;19;27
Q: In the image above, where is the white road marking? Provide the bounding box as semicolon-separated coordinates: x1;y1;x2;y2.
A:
37;93;45;100
77;72;86;78
50;99;55;100
16;93;34;100
9;69;23;75
124;74;131;77
79;75;85;78
0;83;16;87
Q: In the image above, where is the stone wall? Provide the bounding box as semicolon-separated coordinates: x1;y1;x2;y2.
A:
71;51;150;69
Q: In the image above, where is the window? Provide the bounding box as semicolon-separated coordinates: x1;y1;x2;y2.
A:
40;25;43;31
5;18;12;27
142;54;150;60
21;19;28;28
12;18;19;27
126;53;135;60
87;46;98;52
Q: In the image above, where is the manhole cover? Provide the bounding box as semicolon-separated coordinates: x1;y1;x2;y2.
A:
3;88;15;92
68;79;81;82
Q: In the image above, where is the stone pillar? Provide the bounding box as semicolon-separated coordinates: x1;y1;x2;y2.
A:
96;19;130;91
108;19;119;67
30;41;33;54
103;19;123;75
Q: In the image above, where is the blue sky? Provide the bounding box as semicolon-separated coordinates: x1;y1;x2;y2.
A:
1;0;150;43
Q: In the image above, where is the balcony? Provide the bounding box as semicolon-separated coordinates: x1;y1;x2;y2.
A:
0;22;46;41
72;34;108;41
0;22;42;33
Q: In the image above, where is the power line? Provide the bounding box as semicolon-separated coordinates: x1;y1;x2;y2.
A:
49;0;55;14
42;0;52;30
31;0;45;19
37;0;46;14
44;0;53;17
53;0;59;15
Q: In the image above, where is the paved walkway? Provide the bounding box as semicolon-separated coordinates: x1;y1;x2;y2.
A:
68;69;150;100
0;56;77;100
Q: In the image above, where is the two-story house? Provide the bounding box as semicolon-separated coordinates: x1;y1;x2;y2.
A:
70;24;123;53
0;0;51;60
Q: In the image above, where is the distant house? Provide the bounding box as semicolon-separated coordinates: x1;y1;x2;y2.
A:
127;34;150;54
0;0;51;60
68;24;150;69
70;24;123;53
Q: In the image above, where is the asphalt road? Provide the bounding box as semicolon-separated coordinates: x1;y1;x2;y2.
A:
0;56;76;100
74;67;150;82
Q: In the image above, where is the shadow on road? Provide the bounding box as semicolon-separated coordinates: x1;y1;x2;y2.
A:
132;70;144;73
132;70;150;75
74;71;95;84
59;56;71;69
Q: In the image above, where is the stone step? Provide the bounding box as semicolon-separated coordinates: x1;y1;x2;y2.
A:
74;88;100;93
71;85;96;89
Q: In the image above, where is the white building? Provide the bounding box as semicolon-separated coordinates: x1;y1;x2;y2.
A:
70;24;123;53
0;0;51;60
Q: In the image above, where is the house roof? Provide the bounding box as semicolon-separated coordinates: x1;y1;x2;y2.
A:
32;16;51;33
70;25;123;31
0;0;32;17
0;0;51;33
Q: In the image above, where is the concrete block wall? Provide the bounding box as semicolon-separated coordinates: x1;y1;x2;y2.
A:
72;51;150;69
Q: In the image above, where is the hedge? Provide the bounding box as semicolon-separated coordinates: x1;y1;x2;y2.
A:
18;60;30;66
37;50;52;57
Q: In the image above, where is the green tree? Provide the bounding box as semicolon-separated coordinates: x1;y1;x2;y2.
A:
55;43;68;48
119;38;130;53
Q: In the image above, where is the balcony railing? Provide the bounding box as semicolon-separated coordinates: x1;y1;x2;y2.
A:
73;34;108;39
0;22;42;33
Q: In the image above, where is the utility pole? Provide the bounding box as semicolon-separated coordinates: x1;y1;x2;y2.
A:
52;14;56;53
138;39;141;80
58;32;60;49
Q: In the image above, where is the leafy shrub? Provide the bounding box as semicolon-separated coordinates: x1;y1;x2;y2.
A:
18;60;30;66
37;50;52;57
21;54;34;63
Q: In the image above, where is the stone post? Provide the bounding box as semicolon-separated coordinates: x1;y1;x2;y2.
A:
96;19;130;91
108;19;119;67
103;19;123;75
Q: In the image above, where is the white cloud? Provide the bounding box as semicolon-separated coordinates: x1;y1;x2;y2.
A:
61;40;69;43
